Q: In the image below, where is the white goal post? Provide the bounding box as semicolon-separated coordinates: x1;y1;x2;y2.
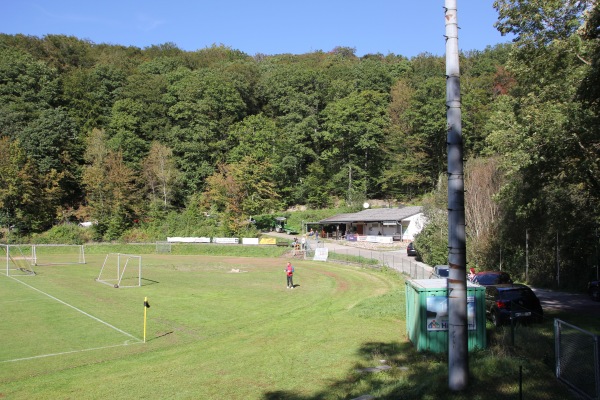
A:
1;244;36;276
155;241;172;253
31;244;86;266
97;253;142;288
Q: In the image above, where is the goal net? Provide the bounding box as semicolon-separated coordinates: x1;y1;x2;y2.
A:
1;244;36;276
155;241;172;254
32;244;86;266
97;253;142;288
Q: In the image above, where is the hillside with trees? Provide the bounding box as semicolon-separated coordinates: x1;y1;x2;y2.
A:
1;0;598;289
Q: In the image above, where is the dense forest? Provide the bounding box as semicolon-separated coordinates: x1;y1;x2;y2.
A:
0;1;598;288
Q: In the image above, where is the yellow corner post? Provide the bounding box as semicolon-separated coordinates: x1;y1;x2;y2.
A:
143;297;150;343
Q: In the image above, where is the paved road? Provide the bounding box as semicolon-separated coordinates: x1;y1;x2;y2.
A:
531;287;600;318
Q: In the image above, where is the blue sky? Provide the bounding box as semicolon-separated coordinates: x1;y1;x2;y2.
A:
1;1;512;58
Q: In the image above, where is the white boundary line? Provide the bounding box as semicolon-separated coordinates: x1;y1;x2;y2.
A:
6;275;142;343
1;342;140;363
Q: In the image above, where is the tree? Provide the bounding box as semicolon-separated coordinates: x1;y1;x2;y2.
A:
0;137;63;235
319;90;390;200
201;157;280;234
380;79;430;201
414;176;449;266
302;160;334;209
19;107;80;174
165;68;247;196
464;157;503;268
482;0;600;287
226;114;280;163
38;34;95;72
0;47;59;138
114;67;171;143
494;0;592;47
61;64;127;134
142;141;180;210
81;129;140;239
256;62;327;203
108;98;150;165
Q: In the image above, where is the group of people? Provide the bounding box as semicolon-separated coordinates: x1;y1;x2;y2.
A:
291;237;305;250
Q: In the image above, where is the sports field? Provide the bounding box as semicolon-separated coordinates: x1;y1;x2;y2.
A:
0;250;406;399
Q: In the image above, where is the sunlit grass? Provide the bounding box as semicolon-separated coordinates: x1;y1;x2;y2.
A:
0;247;586;399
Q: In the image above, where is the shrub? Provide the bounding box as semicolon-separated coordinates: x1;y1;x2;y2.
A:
30;224;92;244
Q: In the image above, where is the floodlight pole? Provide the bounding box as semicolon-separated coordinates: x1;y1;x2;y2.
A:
445;0;468;391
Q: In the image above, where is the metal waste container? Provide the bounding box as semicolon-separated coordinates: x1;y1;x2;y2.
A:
405;278;486;352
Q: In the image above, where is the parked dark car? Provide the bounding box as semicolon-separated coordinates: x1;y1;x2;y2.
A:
430;265;450;278
407;242;417;256
589;280;600;301
485;284;544;327
472;271;513;286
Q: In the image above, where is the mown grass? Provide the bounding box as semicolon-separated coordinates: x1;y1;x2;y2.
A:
327;251;380;266
84;242;291;257
0;246;589;399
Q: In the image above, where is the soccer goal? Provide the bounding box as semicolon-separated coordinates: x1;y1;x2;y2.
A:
1;244;36;276
97;253;142;288
31;244;86;266
155;241;172;254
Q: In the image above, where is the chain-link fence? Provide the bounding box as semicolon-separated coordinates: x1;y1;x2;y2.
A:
555;319;600;400
320;246;431;279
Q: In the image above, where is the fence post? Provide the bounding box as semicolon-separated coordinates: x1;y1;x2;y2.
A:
511;305;515;346
595;334;600;400
519;365;523;400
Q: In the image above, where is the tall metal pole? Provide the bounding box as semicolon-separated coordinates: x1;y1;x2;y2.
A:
445;0;468;391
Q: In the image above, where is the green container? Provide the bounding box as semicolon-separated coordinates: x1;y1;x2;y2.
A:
405;279;487;353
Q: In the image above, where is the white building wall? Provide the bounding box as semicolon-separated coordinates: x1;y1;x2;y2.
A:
402;213;426;241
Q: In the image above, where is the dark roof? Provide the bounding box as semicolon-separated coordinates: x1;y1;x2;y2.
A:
318;206;423;224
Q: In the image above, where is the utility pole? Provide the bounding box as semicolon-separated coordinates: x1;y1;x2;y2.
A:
445;0;468;391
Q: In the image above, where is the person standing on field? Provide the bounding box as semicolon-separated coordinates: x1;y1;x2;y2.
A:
285;262;294;289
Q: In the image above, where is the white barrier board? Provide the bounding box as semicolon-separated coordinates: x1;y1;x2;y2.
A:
313;247;329;261
167;237;211;243
213;237;239;244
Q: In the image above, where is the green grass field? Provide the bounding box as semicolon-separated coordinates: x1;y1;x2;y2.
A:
0;250;407;399
0;246;582;399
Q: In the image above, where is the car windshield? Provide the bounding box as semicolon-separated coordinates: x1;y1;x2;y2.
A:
437;268;449;277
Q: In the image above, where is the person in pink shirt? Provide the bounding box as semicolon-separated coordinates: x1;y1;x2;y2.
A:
285;262;295;289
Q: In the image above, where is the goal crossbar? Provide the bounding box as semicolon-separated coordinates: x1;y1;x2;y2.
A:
31;244;86;266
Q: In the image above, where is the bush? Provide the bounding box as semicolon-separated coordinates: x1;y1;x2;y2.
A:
30;224;92;244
